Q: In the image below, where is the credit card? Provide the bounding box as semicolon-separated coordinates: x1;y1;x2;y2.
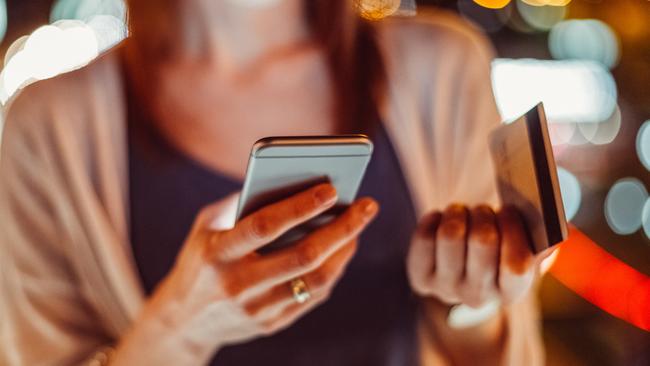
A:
489;103;568;253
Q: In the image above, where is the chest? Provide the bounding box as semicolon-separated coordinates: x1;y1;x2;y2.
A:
147;56;336;180
128;121;417;294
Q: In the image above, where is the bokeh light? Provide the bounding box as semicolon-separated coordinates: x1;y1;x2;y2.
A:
0;21;99;103
0;1;129;104
491;59;617;124
548;122;575;146
642;199;650;240
0;0;7;44
356;0;400;20
549;19;620;69
605;178;648;235
459;0;512;33
637;120;650;172
472;0;511;9
516;0;566;31
86;14;127;51
557;167;581;221
395;0;417;16
50;0;126;23
4;35;28;67
521;0;571;6
576;105;621;145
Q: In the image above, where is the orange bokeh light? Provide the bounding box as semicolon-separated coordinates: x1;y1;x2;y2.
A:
472;0;572;9
473;0;512;9
522;0;572;6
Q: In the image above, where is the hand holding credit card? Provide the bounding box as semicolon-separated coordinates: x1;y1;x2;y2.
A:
489;103;568;253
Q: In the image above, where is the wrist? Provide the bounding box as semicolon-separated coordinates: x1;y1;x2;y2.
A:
111;309;217;366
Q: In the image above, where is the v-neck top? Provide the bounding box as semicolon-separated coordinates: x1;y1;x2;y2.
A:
128;109;420;365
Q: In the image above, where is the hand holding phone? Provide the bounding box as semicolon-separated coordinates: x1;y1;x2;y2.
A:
237;135;374;252
114;184;378;365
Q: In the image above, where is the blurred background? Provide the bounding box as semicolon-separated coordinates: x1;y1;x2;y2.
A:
0;0;648;365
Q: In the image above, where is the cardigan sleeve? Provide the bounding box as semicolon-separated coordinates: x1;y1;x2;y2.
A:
0;89;111;366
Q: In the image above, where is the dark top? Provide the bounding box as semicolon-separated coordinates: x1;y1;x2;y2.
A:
128;107;420;365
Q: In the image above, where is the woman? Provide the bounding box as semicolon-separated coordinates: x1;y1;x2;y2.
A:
0;1;546;365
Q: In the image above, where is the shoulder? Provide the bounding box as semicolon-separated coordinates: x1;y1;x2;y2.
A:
376;8;495;75
2;47;124;148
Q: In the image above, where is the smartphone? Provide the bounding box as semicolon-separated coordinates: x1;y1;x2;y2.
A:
489;103;568;253
237;135;374;252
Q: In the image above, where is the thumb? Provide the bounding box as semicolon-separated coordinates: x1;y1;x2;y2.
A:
194;192;240;232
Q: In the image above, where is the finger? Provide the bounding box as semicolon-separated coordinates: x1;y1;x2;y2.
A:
192;192;240;234
407;211;442;296
246;198;378;289
243;241;357;319
496;206;535;304
261;290;329;335
461;205;499;308
212;183;338;261
433;204;468;302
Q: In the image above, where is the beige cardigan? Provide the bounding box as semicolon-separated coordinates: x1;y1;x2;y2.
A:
0;12;543;366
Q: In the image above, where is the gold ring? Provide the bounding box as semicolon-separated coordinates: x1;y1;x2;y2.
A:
289;278;311;304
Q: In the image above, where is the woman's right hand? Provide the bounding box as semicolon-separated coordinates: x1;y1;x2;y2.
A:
112;183;379;366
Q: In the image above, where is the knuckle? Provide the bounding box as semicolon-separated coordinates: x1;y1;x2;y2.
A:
439;218;467;241
419;212;442;236
342;219;357;236
343;210;365;233
242;303;258;318
222;275;246;299
473;204;493;215
310;268;330;289
250;214;272;240
445;203;467;215
295;244;320;269
472;223;498;246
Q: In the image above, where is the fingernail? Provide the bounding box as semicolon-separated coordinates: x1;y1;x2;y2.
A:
314;184;337;205
361;199;379;216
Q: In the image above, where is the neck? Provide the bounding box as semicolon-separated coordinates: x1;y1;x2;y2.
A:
170;0;310;73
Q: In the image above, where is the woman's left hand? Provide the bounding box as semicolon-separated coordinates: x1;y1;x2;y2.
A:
406;204;538;308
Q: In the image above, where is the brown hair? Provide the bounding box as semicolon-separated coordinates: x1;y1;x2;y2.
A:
126;1;385;134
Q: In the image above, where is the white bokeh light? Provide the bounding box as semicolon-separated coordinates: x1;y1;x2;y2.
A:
517;0;566;31
4;35;29;67
0;0;7;44
637;120;650;172
0;21;99;103
549;19;620;69
51;0;126;23
1;1;128;105
491;59;617;124
557;167;581;221
605;178;648;235
86;14;127;51
577;105;621;145
642;198;650;240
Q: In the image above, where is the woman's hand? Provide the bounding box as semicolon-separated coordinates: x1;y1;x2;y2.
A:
406;204;537;309
113;183;378;366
